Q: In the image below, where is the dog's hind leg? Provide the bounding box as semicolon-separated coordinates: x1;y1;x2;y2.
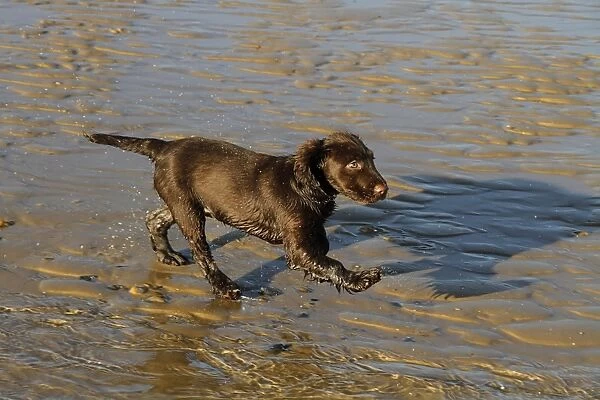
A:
160;195;241;300
146;206;189;266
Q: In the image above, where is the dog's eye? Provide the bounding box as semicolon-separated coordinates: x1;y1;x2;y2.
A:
346;160;361;170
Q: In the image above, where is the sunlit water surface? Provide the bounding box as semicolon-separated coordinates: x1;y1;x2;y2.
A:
1;1;599;398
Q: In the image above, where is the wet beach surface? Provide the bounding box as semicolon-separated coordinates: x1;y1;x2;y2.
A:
1;0;599;398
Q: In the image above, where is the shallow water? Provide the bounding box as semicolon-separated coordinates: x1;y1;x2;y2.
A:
1;0;599;398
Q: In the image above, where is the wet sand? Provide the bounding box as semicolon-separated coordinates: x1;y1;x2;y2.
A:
1;0;599;398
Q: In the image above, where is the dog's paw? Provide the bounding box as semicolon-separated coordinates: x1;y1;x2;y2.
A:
343;267;382;293
215;282;242;301
207;268;242;300
157;251;190;266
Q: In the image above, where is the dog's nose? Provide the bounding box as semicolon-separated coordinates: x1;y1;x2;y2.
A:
373;182;388;198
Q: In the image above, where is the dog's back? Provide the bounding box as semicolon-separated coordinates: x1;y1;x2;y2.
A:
154;137;288;243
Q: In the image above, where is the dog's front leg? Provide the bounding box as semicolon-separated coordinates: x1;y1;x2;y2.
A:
292;254;381;293
284;228;381;293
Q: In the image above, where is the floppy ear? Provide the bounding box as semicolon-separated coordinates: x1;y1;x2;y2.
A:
293;138;325;188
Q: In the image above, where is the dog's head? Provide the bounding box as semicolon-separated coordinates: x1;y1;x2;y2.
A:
294;131;388;204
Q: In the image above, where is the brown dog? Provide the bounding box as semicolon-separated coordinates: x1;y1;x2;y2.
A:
85;131;388;300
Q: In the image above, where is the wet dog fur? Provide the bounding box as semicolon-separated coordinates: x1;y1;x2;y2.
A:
85;131;388;300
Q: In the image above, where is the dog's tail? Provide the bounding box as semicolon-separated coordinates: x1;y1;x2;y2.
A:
84;132;167;160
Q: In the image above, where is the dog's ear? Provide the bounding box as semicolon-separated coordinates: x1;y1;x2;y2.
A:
293;138;325;187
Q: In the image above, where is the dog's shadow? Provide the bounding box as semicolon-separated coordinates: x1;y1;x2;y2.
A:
208;175;599;299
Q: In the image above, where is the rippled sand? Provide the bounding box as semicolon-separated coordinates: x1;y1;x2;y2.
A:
1;0;599;398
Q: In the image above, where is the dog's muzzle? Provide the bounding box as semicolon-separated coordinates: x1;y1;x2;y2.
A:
373;182;388;200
